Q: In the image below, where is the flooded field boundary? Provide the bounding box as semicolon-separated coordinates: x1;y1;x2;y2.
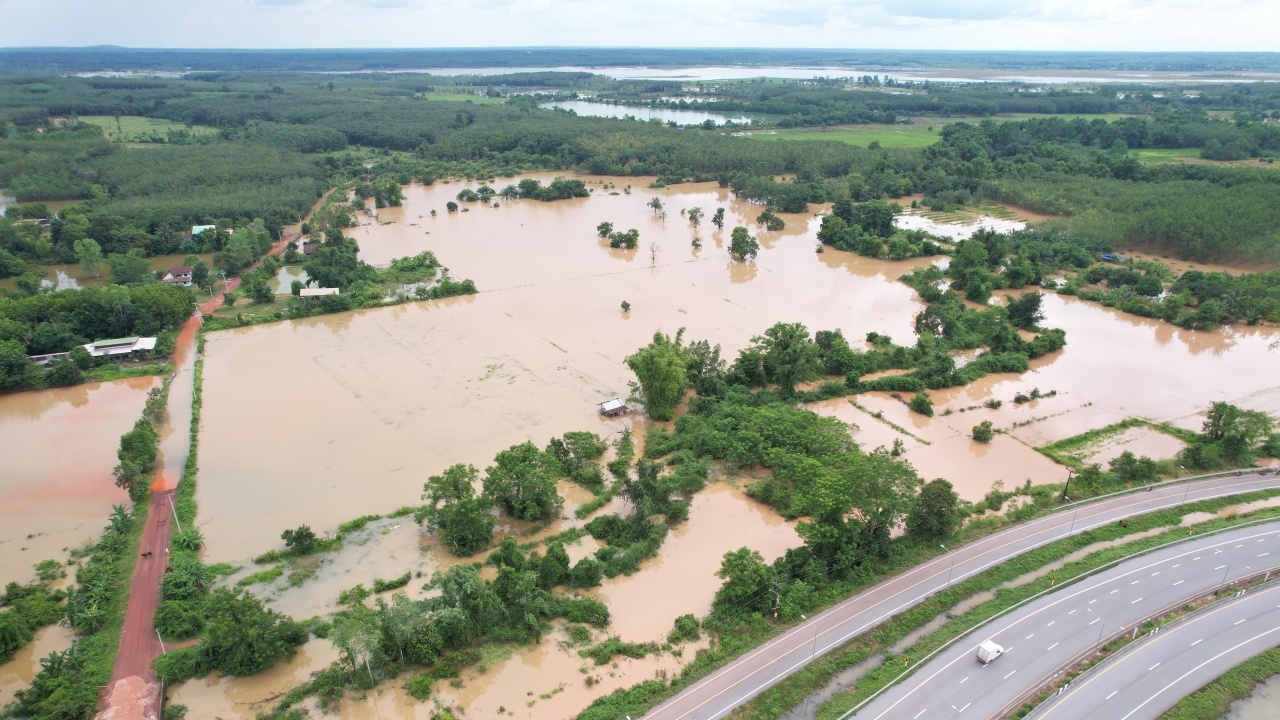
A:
1037;417;1195;468
1154;646;1280;720
733;494;1280;720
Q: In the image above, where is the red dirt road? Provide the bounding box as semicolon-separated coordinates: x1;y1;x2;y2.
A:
99;489;175;719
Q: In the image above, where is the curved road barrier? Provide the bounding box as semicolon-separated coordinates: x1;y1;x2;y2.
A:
850;522;1280;720
642;472;1280;720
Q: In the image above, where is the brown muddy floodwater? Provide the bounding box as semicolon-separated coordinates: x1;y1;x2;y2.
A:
0;378;157;588
188;175;1280;719
0;624;75;708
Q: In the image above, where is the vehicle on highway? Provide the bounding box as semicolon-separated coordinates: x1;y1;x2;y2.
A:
977;640;1004;665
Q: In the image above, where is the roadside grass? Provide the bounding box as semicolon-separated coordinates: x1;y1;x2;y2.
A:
84;361;173;384
732;493;1280;720
1155;646;1280;720
78;115;218;142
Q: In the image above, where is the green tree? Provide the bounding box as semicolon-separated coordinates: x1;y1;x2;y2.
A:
73;239;103;278
197;589;305;677
712;207;725;229
729;226;759;260
712;547;770;616
106;250;151;285
483;443;562;522
1200;402;1275;465
377;592;426;663
596;221;614;238
749;322;822;396
625;330;690;421
909;391;934;417
687;207;704;230
420;464;495;556
1006;292;1045;329
909;479;959;539
280;525;317;555
190;258;211;291
972;420;994;442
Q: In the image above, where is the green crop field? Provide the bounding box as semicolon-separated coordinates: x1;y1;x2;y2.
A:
747;124;942;149
78;115;218;142
417;92;505;104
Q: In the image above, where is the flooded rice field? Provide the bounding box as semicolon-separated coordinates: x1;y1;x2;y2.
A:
178;175;1280;718
0;378;157;588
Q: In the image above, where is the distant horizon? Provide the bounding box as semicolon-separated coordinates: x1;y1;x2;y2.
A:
1;1;1276;55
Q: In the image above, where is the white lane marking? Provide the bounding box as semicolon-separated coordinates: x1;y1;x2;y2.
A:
1260;553;1270;557
1090;599;1098;604
1069;610;1076;615
1152;571;1160;576
1149;662;1161;671
1048;621;1056;627
1174;580;1185;586
1215;565;1227;570
1191;639;1202;646
914;710;926;719
1193;556;1202;561
1131;580;1140;585
960;677;968;684
1132;598;1144;604
959;703;970;713
1048;642;1059;650
1118;625;1280;720
1089;618;1100;625
1111;589;1119;594
1004;670;1017;679
1173;564;1181;568
1107;690;1118;700
1237;544;1244;548
1235;619;1247;625
1027;634;1035;639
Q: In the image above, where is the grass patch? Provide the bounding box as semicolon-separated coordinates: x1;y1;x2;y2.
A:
78;115;218;142
237;565;285;587
1155;646;1280;720
1036;417;1193;468
750;125;941;150
85;361;174;384
1133;148;1203;163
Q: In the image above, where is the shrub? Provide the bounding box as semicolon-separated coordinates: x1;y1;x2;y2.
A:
909;391;934;417
972;420;995;443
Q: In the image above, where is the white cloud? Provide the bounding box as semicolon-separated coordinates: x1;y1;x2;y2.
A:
0;0;1276;51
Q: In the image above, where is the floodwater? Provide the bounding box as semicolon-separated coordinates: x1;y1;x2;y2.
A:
894;213;1027;240
598;482;800;641
187;174;1280;718
539;100;752;125
0;624;75;708
167;639;341;718
196;177;929;563
0;378;156;587
1081;426;1187;467
1223;673;1280;719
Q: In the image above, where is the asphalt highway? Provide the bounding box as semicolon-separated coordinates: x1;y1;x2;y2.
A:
1032;578;1280;720
853;522;1280;720
641;472;1280;720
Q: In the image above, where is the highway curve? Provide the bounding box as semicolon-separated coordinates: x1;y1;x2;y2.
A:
641;472;1280;720
1031;575;1280;720
853;521;1280;720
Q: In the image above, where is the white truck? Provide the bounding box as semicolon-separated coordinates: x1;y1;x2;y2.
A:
977;640;1005;664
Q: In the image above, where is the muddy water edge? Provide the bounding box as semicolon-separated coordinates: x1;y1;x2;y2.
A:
185;175;1280;719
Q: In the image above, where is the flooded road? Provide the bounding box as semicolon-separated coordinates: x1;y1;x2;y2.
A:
0;378;156;587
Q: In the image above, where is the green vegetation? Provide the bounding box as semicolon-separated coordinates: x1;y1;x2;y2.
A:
11;500;150;719
0;577;65;664
754;125;942;149
0;282;193;392
1155;647;1280;720
77;115;217;143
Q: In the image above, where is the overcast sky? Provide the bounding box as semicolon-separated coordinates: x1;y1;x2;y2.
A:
1;0;1276;52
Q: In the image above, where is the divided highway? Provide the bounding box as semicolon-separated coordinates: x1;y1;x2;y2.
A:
1032;578;1280;720
854;521;1280;720
642;473;1280;720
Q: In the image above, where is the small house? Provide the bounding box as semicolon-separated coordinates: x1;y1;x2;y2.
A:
299;288;340;298
301;242;318;256
83;336;158;359
599;398;628;417
162;266;193;287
